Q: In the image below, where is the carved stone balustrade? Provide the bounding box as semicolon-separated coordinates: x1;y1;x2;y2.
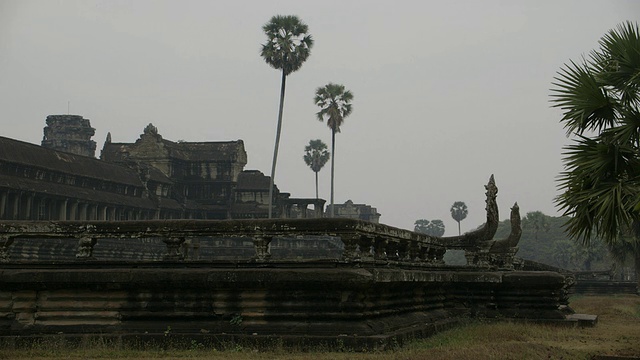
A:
0;218;451;267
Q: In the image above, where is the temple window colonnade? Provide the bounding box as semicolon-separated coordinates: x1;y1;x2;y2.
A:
0;189;152;221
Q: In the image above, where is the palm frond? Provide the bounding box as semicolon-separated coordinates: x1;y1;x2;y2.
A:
551;60;619;135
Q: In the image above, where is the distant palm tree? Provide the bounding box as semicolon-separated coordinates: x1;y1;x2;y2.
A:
261;15;313;218
414;219;445;237
314;83;354;217
303;139;330;199
450;201;468;235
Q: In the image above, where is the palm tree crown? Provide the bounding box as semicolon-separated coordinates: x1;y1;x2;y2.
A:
314;83;354;133
304;139;330;173
450;201;468;235
261;15;313;75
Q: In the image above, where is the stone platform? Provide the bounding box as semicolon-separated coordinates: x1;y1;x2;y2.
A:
0;260;573;348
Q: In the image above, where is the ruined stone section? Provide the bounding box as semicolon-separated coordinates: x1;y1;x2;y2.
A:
0;264;572;346
327;200;380;223
41;115;97;158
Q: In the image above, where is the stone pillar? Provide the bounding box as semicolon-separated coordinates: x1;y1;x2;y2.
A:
58;200;68;220
42;198;51;220
373;236;388;260
99;206;107;220
340;234;360;261
78;203;89;221
0;191;6;219
313;203;323;218
10;193;19;220
69;201;78;220
24;194;33;220
88;204;97;220
356;235;374;261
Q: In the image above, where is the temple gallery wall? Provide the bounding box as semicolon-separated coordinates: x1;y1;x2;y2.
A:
0;115;379;222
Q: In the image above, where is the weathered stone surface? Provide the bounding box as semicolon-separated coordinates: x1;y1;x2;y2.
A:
0;264;572;345
0;217;575;347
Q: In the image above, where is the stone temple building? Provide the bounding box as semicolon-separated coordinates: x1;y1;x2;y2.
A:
0;115;377;222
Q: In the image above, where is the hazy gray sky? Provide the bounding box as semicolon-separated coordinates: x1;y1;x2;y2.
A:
1;1;638;233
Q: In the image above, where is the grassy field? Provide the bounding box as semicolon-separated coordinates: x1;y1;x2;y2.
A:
1;295;638;360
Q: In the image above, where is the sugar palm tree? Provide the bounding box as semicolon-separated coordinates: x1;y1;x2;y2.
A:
303;139;330;199
450;201;468;236
551;21;640;289
414;219;446;237
261;15;313;218
314;83;354;217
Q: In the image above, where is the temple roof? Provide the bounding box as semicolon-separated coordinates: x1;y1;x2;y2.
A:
101;125;247;163
0;136;142;186
237;170;273;191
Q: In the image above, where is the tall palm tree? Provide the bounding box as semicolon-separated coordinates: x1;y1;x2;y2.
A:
450;201;468;235
303;139;330;199
261;15;313;218
314;83;354;217
551;21;640;288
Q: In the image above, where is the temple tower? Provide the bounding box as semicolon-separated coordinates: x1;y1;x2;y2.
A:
41;115;97;157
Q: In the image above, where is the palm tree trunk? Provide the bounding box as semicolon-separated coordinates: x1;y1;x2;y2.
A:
330;128;335;217
268;70;287;219
457;221;461;236
315;171;318;199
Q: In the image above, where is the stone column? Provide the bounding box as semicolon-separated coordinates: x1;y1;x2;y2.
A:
69;201;78;220
313;203;323;218
340;234;360;261
0;191;6;219
88;204;97;220
10;193;19;220
43;198;51;220
373;236;388;260
79;203;88;221
58;200;68;220
24;194;33;220
356;235;374;261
